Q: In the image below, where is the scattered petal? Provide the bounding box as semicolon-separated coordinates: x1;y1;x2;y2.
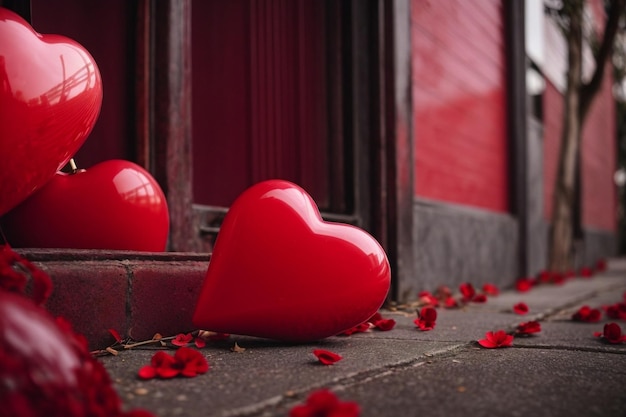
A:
107;328;123;343
516;321;541;335
572;306;602;323
175;347;209;377
595;259;607;272
171;333;194;347
289;389;359;417
515;278;534;292
579;266;593;278
482;283;500;296
313;349;343;365
194;337;206;348
444;296;459;308
340;322;371;336
418;290;439;307
372;318;396;331
137;348;209;379
598;322;626;344
478;330;513;348
513;302;529;315
471;294;487;303
459;282;476;302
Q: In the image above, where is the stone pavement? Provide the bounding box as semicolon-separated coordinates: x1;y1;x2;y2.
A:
100;262;626;417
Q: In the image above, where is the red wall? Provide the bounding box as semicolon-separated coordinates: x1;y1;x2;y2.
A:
543;70;617;232
411;0;508;212
30;0;134;168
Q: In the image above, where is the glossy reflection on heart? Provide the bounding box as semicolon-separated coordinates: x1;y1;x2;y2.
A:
0;7;103;215
193;180;391;342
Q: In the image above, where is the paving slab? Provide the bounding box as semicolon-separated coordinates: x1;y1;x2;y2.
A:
99;273;626;417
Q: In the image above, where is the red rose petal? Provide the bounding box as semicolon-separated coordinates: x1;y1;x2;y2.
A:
137;365;157;380
482;283;500;296
107;328;123;343
313;349;343;365
373;318;396;331
516;321;541;335
513;302;529;315
472;294;487;303
459;282;476;301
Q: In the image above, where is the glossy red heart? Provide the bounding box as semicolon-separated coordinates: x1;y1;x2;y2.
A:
192;180;391;342
1;160;169;251
0;7;103;215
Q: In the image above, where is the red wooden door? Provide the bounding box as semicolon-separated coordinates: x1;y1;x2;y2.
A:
191;0;333;210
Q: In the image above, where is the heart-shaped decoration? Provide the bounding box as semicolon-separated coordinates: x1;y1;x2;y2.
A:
0;7;103;215
193;180;391;342
1;160;169;251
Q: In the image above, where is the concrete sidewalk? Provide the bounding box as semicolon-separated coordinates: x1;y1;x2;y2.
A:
100;263;626;417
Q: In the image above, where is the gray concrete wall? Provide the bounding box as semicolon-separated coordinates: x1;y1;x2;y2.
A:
525;116;548;276
401;199;518;301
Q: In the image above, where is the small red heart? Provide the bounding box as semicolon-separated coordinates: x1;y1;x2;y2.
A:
1;160;169;251
0;7;103;215
193;180;391;342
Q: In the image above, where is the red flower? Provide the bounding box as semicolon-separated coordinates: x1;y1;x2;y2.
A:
313;349;343;365
513;302;529;315
579;266;593;278
515;277;534;292
459;282;476;302
414;307;437;331
595;323;626;344
516;321;541;335
138;347;209;379
289;389;360;417
478;330;513;348
595;259;607;272
340;322;371;336
572;305;602;323
482;283;500;296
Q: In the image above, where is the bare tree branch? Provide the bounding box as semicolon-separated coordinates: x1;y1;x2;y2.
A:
580;0;626;117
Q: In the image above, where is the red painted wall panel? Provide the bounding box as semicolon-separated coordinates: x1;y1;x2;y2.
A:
192;0;329;208
543;72;617;232
411;0;508;212
30;0;134;167
581;67;617;231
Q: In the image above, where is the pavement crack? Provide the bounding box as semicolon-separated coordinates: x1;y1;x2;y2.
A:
221;343;469;417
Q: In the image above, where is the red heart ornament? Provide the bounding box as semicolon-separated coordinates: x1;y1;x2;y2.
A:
192;180;391;342
0;7;103;215
1;160;169;251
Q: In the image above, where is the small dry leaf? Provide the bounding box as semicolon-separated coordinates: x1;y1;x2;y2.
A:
134;388;149;396
105;347;119;356
457;386;466;393
231;342;246;353
152;333;163;340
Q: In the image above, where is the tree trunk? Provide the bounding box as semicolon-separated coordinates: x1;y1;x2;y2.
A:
548;2;583;272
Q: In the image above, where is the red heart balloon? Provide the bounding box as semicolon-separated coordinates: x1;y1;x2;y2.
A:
0;7;103;215
1;160;169;251
192;180;391;342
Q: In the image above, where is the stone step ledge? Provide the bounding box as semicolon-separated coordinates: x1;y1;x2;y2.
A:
18;249;210;350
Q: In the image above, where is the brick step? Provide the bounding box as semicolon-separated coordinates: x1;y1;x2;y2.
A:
19;249;210;349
